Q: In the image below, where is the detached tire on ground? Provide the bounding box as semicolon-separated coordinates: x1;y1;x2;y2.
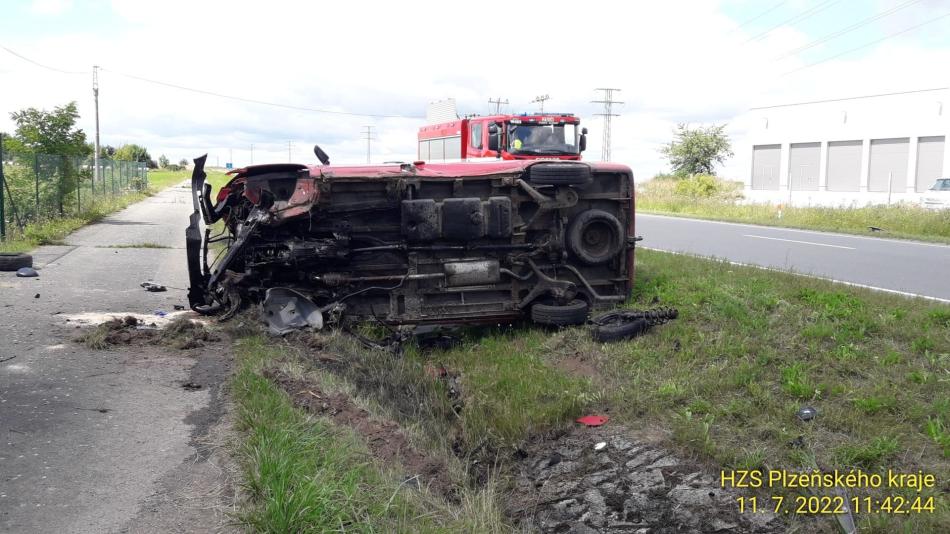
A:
0;253;32;271
591;318;649;342
528;163;591;186
566;209;624;265
531;299;589;326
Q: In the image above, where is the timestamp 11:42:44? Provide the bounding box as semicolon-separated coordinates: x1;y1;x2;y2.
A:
736;494;935;515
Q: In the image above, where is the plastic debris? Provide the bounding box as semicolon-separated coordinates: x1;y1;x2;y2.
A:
594;442;607;451
16;267;38;277
173;304;185;311
261;287;324;335
154;310;168;318
576;415;609;427
141;282;167;292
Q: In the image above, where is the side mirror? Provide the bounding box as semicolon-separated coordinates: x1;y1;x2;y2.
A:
581;127;588;135
488;132;500;151
579;133;587;152
313;145;330;165
488;124;499;134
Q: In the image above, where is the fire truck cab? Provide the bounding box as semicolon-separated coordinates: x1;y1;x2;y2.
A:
418;113;587;162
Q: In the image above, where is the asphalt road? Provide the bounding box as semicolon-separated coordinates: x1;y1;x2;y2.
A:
636;214;950;302
0;184;234;533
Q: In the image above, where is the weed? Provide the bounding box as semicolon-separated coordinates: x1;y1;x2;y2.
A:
781;363;816;400
99;242;170;249
853;395;896;415
925;417;950;458
928;308;950;327
835;436;900;469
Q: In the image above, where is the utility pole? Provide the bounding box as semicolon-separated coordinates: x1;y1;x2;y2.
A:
591;88;623;161
287;141;294;162
93;65;100;184
532;94;551;113
360;126;376;164
249;143;254;165
488;97;509;114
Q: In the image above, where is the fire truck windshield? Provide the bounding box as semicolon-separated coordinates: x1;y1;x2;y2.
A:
508;123;579;155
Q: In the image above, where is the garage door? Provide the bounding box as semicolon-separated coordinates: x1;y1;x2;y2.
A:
915;136;945;192
826;140;862;192
751;144;780;190
788;142;820;191
869;138;909;193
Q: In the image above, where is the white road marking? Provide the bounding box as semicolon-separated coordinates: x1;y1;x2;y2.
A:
637;213;950;249
742;234;856;250
640;246;950;303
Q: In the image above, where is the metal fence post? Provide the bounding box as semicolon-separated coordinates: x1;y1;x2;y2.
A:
76;157;82;213
34;153;40;218
0;133;6;240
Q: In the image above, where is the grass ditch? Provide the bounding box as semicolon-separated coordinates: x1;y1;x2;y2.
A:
231;334;509;533
637;175;950;243
227;248;948;532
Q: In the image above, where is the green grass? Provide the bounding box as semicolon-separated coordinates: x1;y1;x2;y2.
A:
147;168;231;192
0;168;231;253
227;248;948;532
0;193;149;253
231;335;510;533
98;242;170;249
637;176;950;243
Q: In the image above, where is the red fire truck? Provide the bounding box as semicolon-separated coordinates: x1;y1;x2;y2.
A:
418;113;588;162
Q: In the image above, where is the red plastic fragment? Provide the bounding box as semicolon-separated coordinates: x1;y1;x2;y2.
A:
576;415;609;427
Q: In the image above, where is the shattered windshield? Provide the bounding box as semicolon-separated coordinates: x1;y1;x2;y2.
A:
929;178;950;191
508;123;578;155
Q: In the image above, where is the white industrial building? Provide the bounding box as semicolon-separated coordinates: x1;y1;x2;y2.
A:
731;88;949;206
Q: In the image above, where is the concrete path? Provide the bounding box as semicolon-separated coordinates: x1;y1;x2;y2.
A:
637;213;950;302
0;184;235;533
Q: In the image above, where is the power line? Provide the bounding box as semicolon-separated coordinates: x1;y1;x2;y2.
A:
730;1;788;33
99;67;424;119
750;86;948;110
0;43;423;119
744;0;842;43
0;44;87;74
591;88;623;162
783;11;950;75
776;0;923;59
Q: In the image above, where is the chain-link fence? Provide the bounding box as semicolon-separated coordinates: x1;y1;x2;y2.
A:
0;136;148;240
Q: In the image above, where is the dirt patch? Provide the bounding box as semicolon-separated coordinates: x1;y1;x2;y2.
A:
507;425;784;533
75;316;218;351
553;354;601;382
263;368;457;501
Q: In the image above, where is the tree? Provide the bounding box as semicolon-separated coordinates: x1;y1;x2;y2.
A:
114;143;158;169
178;158;189;168
660;123;733;177
9;102;90;156
159;154;169;168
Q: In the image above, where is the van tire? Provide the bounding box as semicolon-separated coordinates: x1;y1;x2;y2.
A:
0;253;32;271
531;299;589;326
528;163;591;186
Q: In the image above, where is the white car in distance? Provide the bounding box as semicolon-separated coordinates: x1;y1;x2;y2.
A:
921;178;950;210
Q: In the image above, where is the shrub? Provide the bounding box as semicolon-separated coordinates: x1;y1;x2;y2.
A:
674;174;721;197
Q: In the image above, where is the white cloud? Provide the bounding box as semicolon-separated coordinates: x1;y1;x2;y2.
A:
29;0;73;15
0;0;947;175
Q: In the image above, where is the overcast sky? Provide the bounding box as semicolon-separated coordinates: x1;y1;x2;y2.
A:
2;0;949;178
